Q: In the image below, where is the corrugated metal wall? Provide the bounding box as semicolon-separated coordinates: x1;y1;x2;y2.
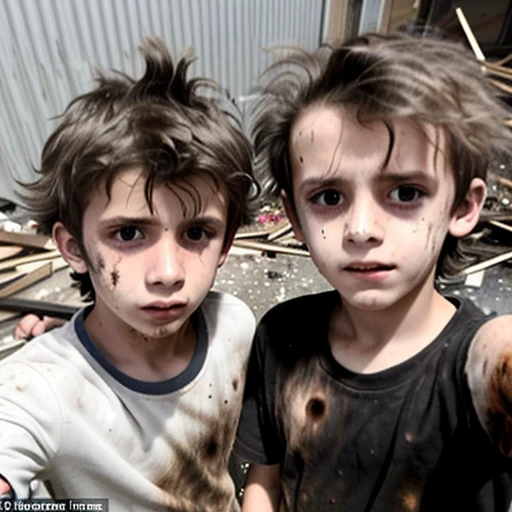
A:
0;0;326;204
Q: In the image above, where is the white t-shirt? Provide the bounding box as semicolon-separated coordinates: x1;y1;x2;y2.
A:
0;291;255;512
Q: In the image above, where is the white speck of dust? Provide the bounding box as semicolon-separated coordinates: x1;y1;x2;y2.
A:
275;286;287;302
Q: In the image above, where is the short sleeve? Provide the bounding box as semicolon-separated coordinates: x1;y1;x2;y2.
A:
234;320;284;465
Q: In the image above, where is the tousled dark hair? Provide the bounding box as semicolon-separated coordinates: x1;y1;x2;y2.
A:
22;38;256;300
252;32;512;277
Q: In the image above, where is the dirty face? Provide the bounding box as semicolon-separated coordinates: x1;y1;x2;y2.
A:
79;168;229;343
288;106;460;312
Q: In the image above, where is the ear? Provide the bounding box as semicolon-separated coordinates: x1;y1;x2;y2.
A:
52;222;88;274
281;190;305;243
448;178;486;238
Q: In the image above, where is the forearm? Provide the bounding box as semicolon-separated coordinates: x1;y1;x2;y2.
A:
466;315;512;455
242;463;281;512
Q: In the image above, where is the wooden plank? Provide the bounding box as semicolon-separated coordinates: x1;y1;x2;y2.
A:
267;222;293;242
462;249;512;275
0;260;53;298
0;310;19;323
456;7;486;62
325;0;350;43
233;239;310;257
379;0;417;34
0;250;61;273
0;245;24;261
0;230;55;251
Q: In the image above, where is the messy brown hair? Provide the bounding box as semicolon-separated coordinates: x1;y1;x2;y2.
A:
253;32;512;277
23;38;256;300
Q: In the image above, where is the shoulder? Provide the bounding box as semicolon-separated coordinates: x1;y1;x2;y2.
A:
252;291;338;362
448;295;488;325
1;321;75;368
466;313;512;371
201;290;256;338
0;313;96;396
204;289;253;312
438;297;490;357
202;290;255;322
260;290;338;329
471;313;512;341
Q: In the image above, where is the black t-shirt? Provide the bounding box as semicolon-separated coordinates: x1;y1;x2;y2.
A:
235;291;512;511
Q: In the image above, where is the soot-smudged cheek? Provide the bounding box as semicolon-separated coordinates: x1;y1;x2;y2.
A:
100;257;123;294
95;254;106;272
425;223;433;250
487;352;512;456
110;268;120;288
90;251;123;294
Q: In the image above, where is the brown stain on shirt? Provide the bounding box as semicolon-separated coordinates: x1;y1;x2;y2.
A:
279;357;332;458
306;396;327;423
153;393;244;511
402;491;419;511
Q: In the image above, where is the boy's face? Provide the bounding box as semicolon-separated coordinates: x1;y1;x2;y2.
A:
68;168;229;342
287;106;483;312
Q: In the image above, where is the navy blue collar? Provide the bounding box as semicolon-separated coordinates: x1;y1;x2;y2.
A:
74;305;208;395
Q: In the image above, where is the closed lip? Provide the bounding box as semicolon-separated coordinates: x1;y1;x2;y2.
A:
141;301;187;311
344;261;395;271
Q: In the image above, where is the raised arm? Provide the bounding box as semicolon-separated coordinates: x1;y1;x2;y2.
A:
14;315;66;340
466;314;512;455
242;463;281;512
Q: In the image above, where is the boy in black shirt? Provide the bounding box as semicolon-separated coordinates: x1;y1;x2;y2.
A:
235;33;512;511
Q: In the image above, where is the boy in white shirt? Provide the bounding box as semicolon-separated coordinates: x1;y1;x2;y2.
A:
0;37;256;512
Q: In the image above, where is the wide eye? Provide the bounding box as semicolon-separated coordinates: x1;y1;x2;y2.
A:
114;226;143;242
389;186;423;203
185;226;207;242
314;189;343;207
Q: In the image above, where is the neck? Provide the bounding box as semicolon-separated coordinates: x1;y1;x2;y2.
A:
84;306;196;382
329;275;456;373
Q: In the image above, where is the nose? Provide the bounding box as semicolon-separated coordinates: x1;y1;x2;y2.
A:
343;196;383;245
146;236;185;289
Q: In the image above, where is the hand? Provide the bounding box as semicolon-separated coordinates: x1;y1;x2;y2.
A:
0;478;12;497
14;314;66;340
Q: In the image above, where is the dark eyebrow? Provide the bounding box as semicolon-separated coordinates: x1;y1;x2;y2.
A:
98;216;158;229
185;215;226;230
379;170;438;187
99;215;227;230
297;176;347;194
297;171;438;195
